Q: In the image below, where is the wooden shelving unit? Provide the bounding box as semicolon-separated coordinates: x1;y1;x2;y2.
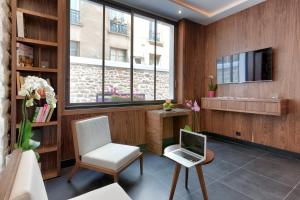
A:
11;0;61;180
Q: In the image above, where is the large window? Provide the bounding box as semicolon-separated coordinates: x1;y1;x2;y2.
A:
68;0;175;106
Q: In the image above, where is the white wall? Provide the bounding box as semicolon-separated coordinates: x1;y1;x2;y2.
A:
0;0;11;169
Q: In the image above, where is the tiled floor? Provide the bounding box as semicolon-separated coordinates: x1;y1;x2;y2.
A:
45;138;300;200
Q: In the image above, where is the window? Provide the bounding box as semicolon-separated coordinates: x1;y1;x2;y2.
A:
110;48;127;62
149;54;161;65
67;0;175;106
149;22;160;42
109;9;128;35
70;40;80;56
70;0;80;25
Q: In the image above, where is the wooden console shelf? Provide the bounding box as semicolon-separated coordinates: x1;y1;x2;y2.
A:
201;97;288;116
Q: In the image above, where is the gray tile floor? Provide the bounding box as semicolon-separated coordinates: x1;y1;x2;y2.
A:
45;138;300;200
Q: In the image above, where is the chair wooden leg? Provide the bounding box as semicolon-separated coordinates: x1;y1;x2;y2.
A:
113;174;119;183
68;163;79;182
169;164;181;200
140;154;144;175
185;167;189;189
195;165;208;200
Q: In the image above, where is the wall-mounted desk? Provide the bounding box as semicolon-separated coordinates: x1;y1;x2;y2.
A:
201;97;288;116
146;108;192;155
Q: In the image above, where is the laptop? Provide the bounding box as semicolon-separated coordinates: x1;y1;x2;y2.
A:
164;129;207;168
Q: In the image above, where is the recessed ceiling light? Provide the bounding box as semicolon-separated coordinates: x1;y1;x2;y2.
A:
178;10;182;14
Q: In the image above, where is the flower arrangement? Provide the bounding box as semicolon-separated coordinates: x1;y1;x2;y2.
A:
185;100;200;131
163;99;173;111
17;76;57;159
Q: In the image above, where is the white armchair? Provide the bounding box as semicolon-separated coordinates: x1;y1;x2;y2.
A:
4;150;132;200
68;116;143;182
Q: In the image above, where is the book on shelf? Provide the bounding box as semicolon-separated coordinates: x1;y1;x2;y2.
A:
46;108;54;122
32;107;41;122
32;105;55;123
16;72;25;93
16;11;25;38
17;42;33;68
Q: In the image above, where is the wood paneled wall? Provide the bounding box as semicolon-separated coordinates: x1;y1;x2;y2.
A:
61;0;300;161
176;20;206;104
200;0;300;153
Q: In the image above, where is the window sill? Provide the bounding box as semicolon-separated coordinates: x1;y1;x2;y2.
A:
63;101;178;116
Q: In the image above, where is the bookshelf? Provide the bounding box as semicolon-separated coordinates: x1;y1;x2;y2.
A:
11;0;61;180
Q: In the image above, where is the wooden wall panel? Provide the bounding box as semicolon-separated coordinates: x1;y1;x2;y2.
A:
200;0;300;153
176;20;206;103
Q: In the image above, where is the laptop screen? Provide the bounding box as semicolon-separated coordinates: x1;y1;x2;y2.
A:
181;130;205;156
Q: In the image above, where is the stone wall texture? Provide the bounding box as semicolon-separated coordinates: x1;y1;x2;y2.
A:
0;0;11;169
70;64;171;103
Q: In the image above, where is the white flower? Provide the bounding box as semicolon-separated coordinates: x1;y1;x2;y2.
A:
18;76;57;108
26;98;34;107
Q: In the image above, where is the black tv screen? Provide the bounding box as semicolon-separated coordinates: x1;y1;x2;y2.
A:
217;48;273;84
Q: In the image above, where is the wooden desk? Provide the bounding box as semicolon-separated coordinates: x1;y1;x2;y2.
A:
146;108;192;155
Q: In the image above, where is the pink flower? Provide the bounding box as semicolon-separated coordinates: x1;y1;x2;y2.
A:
191;100;200;112
185;100;193;108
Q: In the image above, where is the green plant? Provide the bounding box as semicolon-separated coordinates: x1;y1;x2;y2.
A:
183;125;192;131
163;99;173;110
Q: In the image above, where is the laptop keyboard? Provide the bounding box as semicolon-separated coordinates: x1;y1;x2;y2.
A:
173;150;200;163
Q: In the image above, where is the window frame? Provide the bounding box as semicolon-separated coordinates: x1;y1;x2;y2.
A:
66;0;177;109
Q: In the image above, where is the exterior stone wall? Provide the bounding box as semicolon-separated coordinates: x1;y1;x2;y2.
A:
0;0;11;169
70;64;171;103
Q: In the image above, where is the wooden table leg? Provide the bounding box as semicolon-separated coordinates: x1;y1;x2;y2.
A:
185;167;189;189
169;163;181;200
195;165;208;200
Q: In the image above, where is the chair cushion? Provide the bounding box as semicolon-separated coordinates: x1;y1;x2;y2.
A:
82;143;140;171
75;116;112;156
10;150;48;200
68;183;131;200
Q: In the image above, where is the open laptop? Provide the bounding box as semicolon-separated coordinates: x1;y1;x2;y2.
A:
164;129;207;168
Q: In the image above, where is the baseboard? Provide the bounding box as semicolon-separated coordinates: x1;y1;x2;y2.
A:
203;131;300;160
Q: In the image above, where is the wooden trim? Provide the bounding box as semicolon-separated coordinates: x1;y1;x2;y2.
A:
16;37;58;47
62;104;166;116
17;8;58;21
16;67;58;73
0;149;22;200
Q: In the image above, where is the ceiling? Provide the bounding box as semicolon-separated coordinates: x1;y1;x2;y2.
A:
113;0;266;25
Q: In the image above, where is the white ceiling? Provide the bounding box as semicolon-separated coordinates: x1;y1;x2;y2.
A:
113;0;266;25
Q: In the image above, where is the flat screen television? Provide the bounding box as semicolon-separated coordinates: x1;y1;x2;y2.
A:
217;47;273;84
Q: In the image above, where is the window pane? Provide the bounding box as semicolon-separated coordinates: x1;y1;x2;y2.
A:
104;7;131;102
156;21;174;100
223;56;232;83
232;54;239;82
69;0;103;103
133;15;155;101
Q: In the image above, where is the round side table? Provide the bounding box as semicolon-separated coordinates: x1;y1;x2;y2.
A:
164;144;215;200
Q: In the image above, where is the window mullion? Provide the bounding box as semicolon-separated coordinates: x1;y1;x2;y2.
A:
154;19;157;100
130;11;134;102
102;5;105;102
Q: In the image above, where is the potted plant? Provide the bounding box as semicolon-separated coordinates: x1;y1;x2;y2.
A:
208;75;217;97
163;99;173;111
17;76;57;160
